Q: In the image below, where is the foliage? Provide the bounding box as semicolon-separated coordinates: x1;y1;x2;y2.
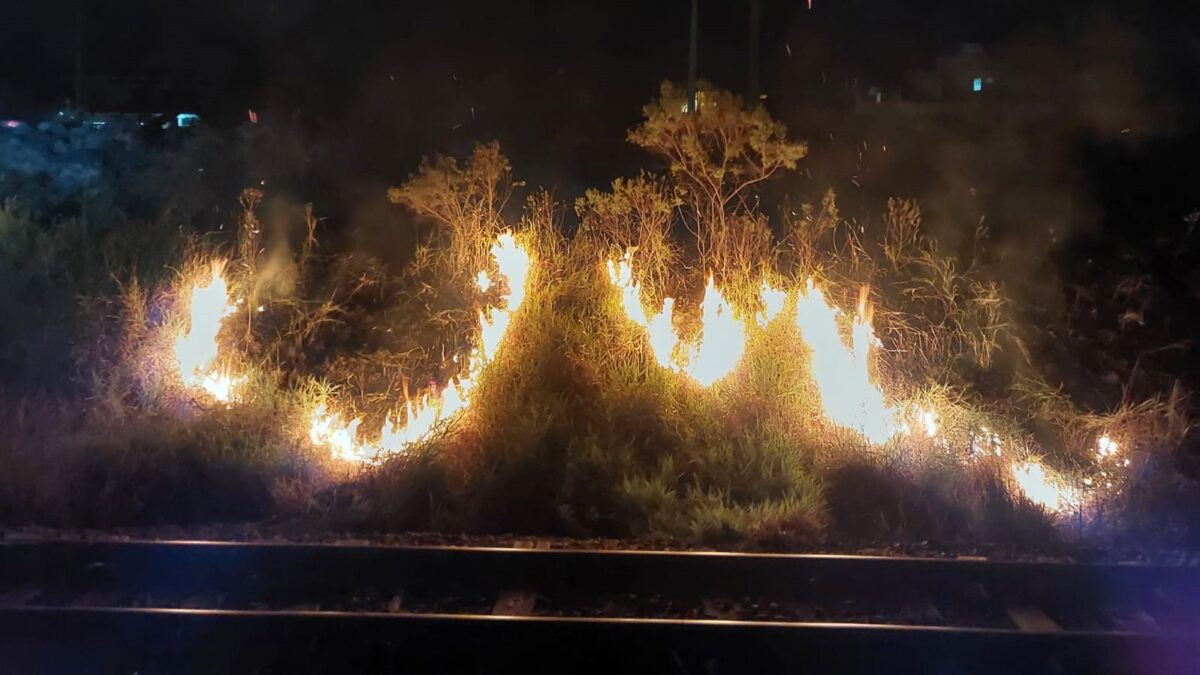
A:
0;83;1193;548
629;81;806;275
387;141;515;279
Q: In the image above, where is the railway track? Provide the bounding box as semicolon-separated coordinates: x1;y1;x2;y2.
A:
0;538;1196;674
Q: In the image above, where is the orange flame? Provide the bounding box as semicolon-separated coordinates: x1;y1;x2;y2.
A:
757;280;788;328
172;260;243;403
606;252;749;386
311;232;532;463
793;280;897;443
1011;460;1080;513
680;275;747;386
606;251;680;372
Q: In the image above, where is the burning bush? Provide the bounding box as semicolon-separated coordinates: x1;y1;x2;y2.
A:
0;83;1194;548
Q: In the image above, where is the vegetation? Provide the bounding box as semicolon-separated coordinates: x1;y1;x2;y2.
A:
0;83;1194;550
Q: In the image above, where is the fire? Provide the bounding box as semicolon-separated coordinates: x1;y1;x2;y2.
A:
606;251;680;371
490;232;531;316
606;252;750;386
758;280;788;328
308;404;364;463
794;279;897;443
172;260;242;403
681;275;748;386
1096;434;1119;460
1011;460;1080;513
921;409;938;437
310;231;533;462
163;239;1134;520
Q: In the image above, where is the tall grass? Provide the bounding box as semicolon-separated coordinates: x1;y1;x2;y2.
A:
0;83;1192;548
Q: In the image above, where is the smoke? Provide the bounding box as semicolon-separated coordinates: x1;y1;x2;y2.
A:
780;8;1188;285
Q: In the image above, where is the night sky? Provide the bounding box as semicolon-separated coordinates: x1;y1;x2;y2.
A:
4;0;1200;229
7;2;1198;129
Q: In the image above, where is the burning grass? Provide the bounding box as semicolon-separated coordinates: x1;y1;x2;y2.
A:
0;83;1195;549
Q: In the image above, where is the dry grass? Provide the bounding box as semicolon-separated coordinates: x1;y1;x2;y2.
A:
0;83;1194;548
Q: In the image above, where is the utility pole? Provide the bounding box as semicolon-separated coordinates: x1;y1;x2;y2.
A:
687;0;698;114
748;0;760;102
74;10;83;110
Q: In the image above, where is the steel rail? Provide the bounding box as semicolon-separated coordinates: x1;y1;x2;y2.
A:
0;538;1197;673
0;538;1196;609
0;605;1195;675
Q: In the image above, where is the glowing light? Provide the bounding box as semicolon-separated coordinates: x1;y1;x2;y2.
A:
1096;434;1119;459
606;250;680;371
172;260;242;403
969;426;1004;460
176;113;200;128
1011;461;1080;513
490;233;530;313
794;280;896;443
922;409;938;437
606;253;748;385
310;232;532;462
308;404;364;463
681;275;747;386
758;281;788;328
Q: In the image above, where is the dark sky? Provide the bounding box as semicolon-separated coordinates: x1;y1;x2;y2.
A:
9;1;1197;118
4;0;1200;219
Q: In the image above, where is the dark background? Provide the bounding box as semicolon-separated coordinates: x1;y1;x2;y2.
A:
4;0;1197;197
4;0;1200;403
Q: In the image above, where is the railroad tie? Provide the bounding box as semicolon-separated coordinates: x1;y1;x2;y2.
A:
492;540;544;616
1006;605;1062;632
0;586;41;606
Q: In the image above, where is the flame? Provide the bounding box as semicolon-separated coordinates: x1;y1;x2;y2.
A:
310;232;532;462
308;404;365;463
172;260;242;403
606;252;750;386
1096;434;1119;459
491;232;531;315
606;251;680;371
758;280;788;328
644;298;679;371
921;409;939;437
681;275;748;386
794;280;896;443
376;390;454;458
1011;460;1080;513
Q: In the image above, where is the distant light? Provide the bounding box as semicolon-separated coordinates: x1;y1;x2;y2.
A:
972;77;983;92
2;120;20;129
90;120;106;128
177;112;200;128
247;109;258;124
